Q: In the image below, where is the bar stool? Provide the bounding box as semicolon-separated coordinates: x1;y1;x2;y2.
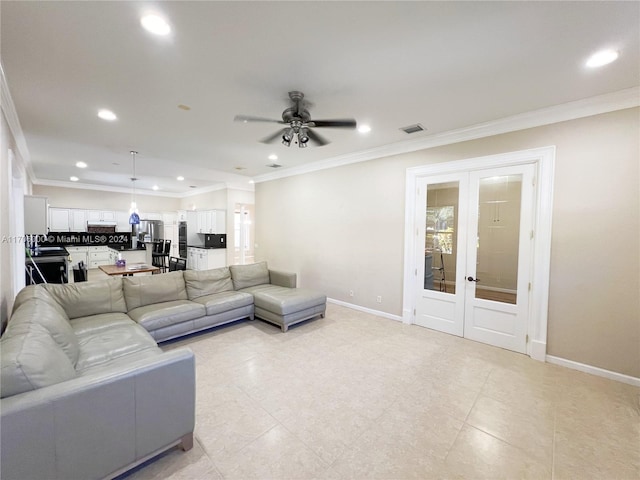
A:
152;239;165;272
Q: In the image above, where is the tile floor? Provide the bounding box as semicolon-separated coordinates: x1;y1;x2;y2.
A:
122;303;639;480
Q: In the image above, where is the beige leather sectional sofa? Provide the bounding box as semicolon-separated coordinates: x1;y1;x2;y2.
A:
0;262;326;480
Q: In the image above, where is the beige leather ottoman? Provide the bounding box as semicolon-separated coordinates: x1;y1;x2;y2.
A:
251;286;326;332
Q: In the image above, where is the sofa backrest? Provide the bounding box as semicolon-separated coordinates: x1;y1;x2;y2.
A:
184;267;233;299
1;320;77;398
12;284;69;320
123;271;188;310
9;297;79;366
44;278;127;319
229;262;270;290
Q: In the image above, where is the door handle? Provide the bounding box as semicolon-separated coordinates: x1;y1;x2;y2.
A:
467;276;480;282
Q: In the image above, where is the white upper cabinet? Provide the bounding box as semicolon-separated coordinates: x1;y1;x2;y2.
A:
115;211;131;232
49;207;70;232
87;210;116;222
24;195;49;234
195;209;226;234
70;209;87;231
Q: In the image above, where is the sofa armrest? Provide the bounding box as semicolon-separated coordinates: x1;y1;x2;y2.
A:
269;269;297;288
0;348;195;480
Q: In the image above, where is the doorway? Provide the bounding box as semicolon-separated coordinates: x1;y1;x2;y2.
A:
403;147;555;359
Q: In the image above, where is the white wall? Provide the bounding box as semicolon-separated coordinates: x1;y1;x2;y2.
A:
256;108;640;378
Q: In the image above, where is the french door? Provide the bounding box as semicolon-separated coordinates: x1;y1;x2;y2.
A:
415;164;535;353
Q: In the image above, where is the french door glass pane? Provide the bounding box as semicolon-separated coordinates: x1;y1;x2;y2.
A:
425;182;458;293
476;175;522;304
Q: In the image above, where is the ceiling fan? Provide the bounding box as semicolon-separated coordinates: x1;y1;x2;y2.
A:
234;91;357;148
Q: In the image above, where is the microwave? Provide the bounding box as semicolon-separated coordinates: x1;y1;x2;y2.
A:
204;234;226;248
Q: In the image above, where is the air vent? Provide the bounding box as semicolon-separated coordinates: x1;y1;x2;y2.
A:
267;163;282;168
400;123;425;134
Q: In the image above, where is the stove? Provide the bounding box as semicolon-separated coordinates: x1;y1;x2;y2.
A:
26;246;69;284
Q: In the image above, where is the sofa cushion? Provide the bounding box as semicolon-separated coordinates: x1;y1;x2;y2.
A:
127;300;205;332
229;261;270;290
74;322;160;372
0;322;76;398
70;312;135;336
10;298;79;366
12;285;69;320
251;286;327;316
44;278;127;319
190;290;254;316
123;271;188;310
184;267;233;300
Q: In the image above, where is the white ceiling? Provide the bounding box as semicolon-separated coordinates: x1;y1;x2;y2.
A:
2;1;638;195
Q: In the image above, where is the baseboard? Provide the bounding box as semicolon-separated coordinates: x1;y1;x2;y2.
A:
530;340;546;362
327;298;403;322
546;355;640;387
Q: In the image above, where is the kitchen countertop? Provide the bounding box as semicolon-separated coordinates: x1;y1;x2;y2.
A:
187;245;227;250
26;246;69;258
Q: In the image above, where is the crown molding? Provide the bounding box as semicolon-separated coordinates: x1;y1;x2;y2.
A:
0;61;37;184
32;178;254;198
252;86;640;184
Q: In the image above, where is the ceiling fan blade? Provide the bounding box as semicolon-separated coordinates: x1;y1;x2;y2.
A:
235;115;284;124
307;119;357;129
260;128;288;144
307;129;330;146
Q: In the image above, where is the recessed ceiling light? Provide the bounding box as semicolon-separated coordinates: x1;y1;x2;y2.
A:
141;14;171;36
268;154;278;161
176;176;185;181
152;185;159;191
97;109;117;121
248;180;255;184
75;161;87;168
357;124;371;134
586;49;619;68
70;176;79;182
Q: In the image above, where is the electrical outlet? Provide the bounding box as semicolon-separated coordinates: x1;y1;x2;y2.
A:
376;296;382;303
349;290;354;297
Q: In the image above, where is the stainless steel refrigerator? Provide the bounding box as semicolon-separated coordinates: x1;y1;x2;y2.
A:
131;220;164;248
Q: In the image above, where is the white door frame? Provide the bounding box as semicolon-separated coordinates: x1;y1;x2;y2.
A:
403;146;555;360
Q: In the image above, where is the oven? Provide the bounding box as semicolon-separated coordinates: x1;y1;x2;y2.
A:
178;221;187;259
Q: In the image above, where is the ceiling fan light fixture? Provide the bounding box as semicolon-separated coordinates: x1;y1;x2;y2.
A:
282;127;294;146
298;128;310;148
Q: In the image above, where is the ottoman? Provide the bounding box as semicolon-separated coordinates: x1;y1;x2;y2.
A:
252;286;327;332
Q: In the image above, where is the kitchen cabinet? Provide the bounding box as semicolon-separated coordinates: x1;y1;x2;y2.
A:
140;212;162;221
88;246;114;268
194;209;226;234
66;246;88;268
115;211;131;232
186;247;226;270
177;210;187;222
87;210;116;222
24;195;49;234
49;207;71;232
50;208;119;232
70;209;87;231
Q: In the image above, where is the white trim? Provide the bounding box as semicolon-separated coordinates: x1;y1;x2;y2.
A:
403;146;555;360
546;355;640;387
33;178;253;198
253;87;638;184
530;340;547;362
0;62;36;184
327;298;403;322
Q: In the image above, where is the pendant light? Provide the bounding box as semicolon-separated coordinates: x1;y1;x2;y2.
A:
128;150;140;225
